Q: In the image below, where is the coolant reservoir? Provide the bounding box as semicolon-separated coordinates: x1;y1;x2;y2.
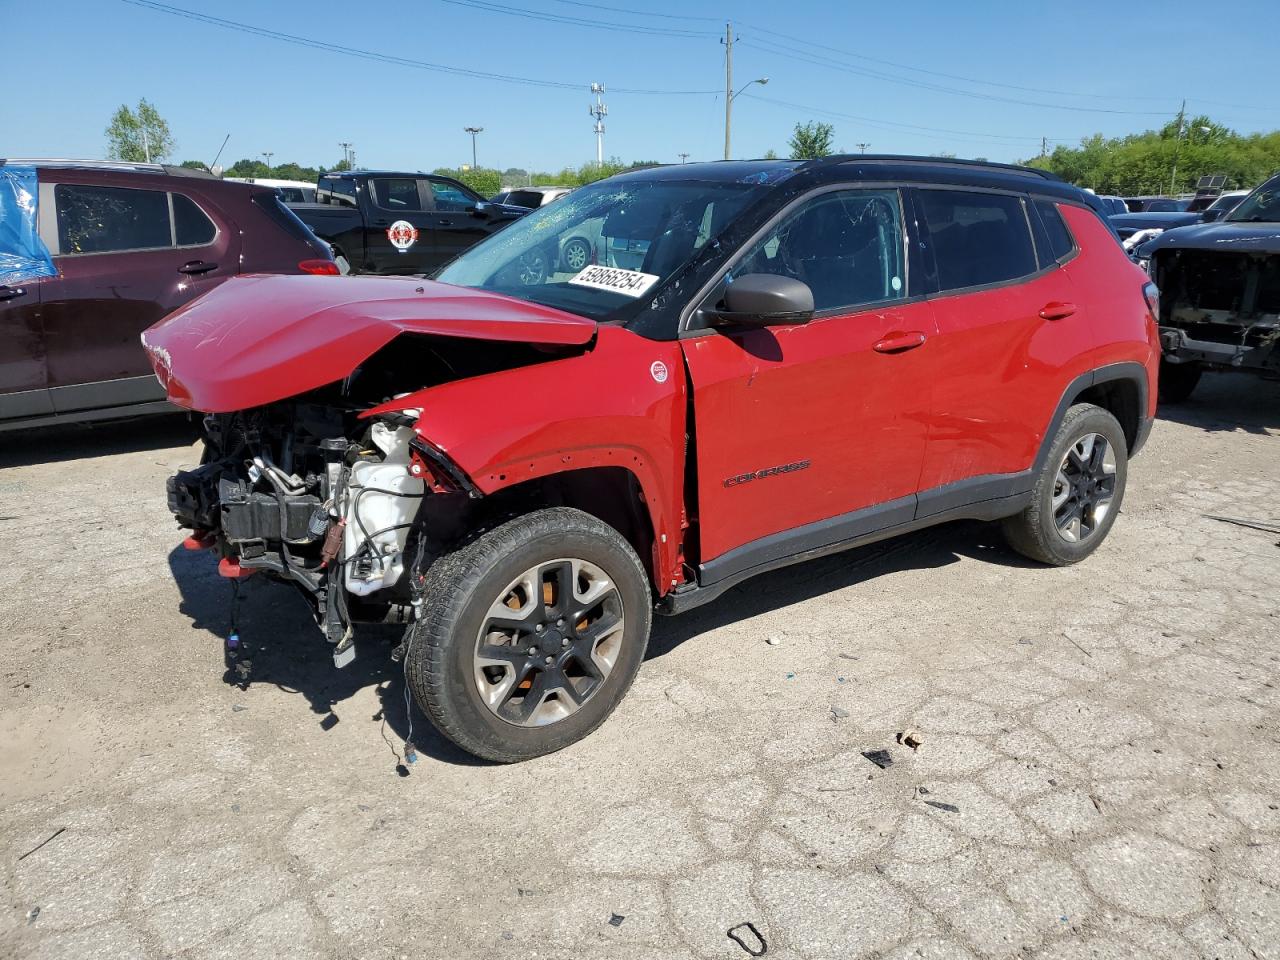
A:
342;421;425;596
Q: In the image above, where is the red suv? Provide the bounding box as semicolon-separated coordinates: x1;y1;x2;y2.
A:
149;157;1159;762
0;160;335;431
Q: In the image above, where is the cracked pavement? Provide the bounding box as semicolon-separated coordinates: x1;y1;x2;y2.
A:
2;374;1278;960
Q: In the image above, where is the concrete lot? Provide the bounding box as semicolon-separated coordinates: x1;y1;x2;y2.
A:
2;374;1278;960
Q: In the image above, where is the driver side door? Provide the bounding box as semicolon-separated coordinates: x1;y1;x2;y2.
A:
363;177;436;275
680;186;939;580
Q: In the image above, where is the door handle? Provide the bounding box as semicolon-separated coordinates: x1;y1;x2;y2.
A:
437;219;453;227
873;330;927;354
373;219;389;227
178;260;218;275
0;286;27;302
1039;301;1076;321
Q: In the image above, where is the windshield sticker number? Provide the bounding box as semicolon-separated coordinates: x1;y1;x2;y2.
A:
568;265;660;298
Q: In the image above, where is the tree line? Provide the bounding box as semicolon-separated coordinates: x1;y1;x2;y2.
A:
105;99;1280;199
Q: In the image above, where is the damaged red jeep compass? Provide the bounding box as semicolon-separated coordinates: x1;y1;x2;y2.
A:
146;157;1159;762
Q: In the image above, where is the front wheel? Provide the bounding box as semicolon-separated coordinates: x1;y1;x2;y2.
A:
1002;403;1128;566
407;508;652;762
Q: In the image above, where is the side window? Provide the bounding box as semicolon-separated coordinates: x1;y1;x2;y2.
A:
55;184;171;255
371;178;423;211
430;180;477;212
173;193;217;246
918;189;1037;291
726;189;906;313
1035;200;1075;262
319;177;357;207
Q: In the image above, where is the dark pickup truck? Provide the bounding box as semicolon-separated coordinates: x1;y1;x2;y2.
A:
289;171;529;276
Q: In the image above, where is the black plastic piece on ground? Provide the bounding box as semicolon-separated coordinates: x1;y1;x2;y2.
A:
727;921;768;956
862;749;894;770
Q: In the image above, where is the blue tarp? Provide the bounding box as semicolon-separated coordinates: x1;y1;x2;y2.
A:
0;165;56;285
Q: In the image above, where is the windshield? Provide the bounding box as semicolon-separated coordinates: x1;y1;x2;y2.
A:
1228;178;1280;222
1208;192;1244;211
435;177;765;322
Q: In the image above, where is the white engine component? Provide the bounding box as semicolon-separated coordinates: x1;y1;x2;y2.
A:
342;420;425;596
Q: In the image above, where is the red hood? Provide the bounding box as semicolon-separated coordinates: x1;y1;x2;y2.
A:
141;274;596;412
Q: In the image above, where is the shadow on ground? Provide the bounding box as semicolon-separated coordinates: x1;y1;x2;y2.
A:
0;412;199;469
1156;372;1280;435
168;517;1034;767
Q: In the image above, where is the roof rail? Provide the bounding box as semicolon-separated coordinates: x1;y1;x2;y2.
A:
802;154;1064;182
0;158;216;178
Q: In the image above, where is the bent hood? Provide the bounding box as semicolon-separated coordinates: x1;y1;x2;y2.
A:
142;274;596;412
1145;219;1280;256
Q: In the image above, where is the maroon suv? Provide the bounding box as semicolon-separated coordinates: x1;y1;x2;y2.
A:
0;160;336;431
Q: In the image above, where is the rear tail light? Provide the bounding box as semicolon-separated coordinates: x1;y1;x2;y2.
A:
298;259;340;276
1142;282;1159;321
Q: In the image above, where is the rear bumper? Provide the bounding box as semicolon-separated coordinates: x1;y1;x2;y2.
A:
1159;326;1280;376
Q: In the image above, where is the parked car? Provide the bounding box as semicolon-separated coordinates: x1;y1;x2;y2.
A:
227;177;316;203
491;186;573;208
1123;196;1191;213
1110;190;1252;253
147;156;1157;762
1093;194;1129;216
0;160;335;432
289;170;530;276
1144;172;1280;401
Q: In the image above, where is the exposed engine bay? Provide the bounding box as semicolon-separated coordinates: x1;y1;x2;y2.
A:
164;334;573;665
1154;249;1280;375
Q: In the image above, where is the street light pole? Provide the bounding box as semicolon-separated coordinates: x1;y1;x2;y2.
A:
464;127;483;169
261;151;273;172
856;143;870;155
724;75;769;160
678;153;690;164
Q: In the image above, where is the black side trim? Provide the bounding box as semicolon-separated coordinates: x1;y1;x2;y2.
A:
914;471;1033;520
662;489;1028;616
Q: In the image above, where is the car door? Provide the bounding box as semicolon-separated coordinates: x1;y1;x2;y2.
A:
37;176;239;413
362;177;436;275
911;188;1087;503
0;282;52;422
681;186;938;571
424;178;490;268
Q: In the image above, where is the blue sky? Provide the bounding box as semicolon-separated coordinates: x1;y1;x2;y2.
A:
8;0;1279;174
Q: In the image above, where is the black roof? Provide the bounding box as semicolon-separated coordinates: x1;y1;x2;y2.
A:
320;169;433;179
610;154;1091;204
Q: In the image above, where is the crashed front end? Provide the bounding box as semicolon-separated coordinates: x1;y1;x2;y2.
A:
1149;239;1280;380
144;274;595;666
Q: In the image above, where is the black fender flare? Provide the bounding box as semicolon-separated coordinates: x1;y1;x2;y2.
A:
1033;361;1151;473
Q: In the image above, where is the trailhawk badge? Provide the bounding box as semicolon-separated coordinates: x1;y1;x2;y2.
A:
387;220;418;253
568;265;660;298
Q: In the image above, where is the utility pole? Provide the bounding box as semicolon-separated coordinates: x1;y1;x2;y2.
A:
1041;136;1048;159
261;151;273;172
142;124;151;163
590;83;607;166
856;143;870;155
723;21;734;160
338;141;352;169
1169;99;1186;196
464;127;484;169
678;152;690;164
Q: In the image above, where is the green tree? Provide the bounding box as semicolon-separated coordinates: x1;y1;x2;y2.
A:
762;149;780;160
105;99;174;163
434;166;502;197
788;122;835;160
179;160;208;171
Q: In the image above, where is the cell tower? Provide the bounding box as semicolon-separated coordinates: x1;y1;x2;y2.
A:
590;83;607;167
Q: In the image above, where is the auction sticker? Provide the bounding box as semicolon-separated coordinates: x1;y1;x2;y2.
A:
387;220;418;252
650;360;669;383
568;265;660;298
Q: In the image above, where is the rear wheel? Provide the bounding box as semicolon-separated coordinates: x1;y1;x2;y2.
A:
1003;403;1128;566
407;508;652;762
561;237;592;272
1158;358;1202;403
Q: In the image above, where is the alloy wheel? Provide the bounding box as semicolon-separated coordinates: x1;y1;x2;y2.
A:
473;558;625;727
1052;433;1117;543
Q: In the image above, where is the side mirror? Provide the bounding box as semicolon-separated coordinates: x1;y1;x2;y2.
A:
471;201;494;219
709;274;815;329
1200;207;1226;223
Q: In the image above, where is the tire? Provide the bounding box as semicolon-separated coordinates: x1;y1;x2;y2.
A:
1002;403;1128;566
1158;358;1202;404
561;237;591;272
406;507;652;762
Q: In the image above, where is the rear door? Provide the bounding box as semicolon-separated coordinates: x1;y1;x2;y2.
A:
424;178;490;267
37;176;239;414
681;185;938;571
0;281;51;422
912;188;1086;500
362;177;435;275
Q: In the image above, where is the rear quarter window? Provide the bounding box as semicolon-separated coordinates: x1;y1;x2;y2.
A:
918;189;1037;291
173;193;217;246
1034;200;1076;262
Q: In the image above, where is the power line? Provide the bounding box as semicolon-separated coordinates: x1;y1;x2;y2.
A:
438;0;716;38
548;0;720;21
118;0;717;95
739;37;1172;116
